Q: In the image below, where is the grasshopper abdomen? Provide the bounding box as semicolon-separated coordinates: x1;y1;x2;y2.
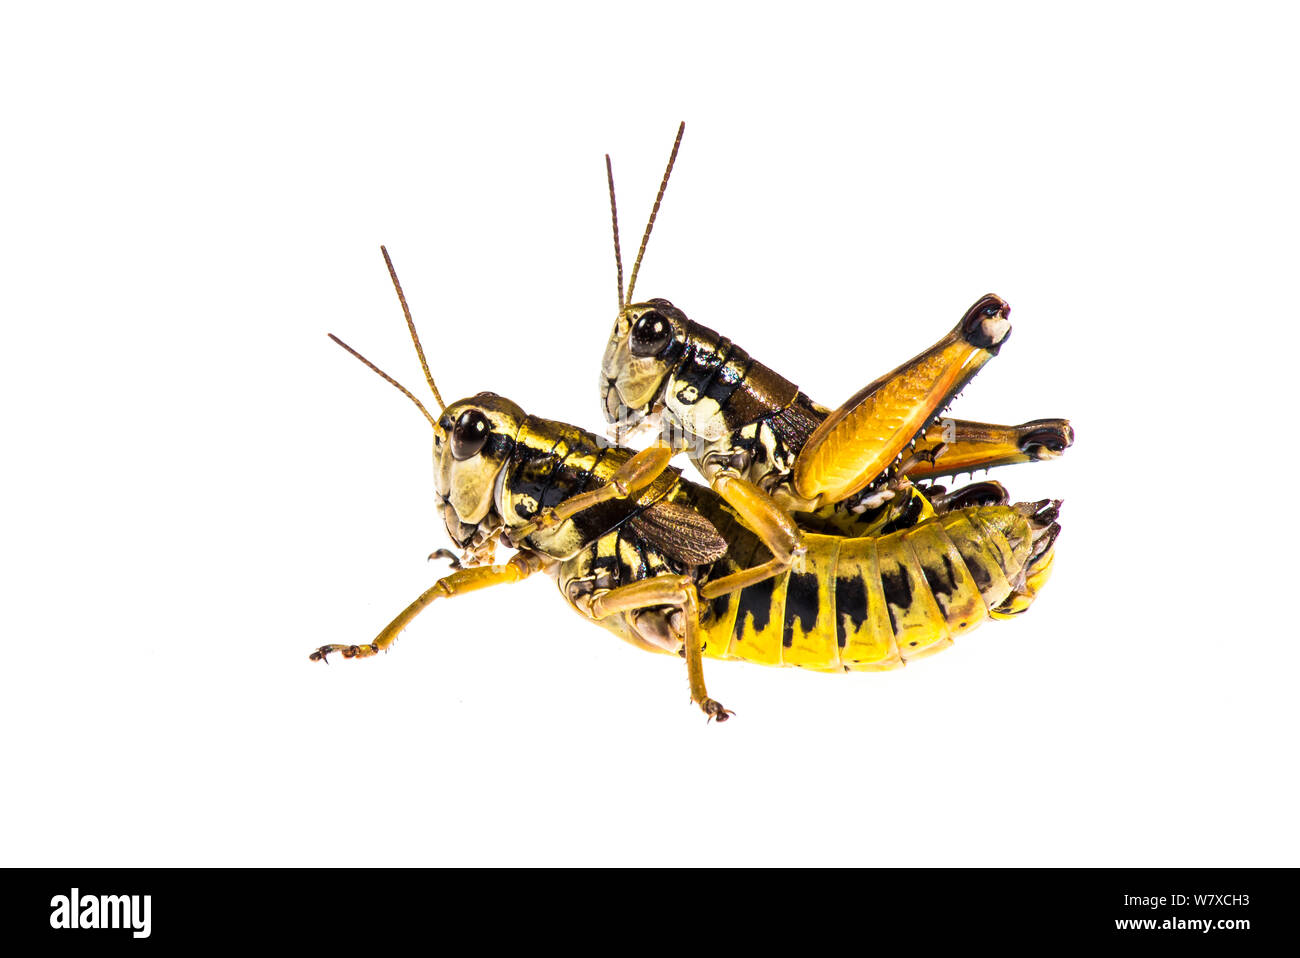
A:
694;501;1061;671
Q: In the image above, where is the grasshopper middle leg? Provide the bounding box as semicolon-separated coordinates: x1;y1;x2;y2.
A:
585;575;733;722
697;474;807;601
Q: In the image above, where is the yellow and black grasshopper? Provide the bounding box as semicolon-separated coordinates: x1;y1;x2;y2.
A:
314;249;1062;720
596;124;1072;615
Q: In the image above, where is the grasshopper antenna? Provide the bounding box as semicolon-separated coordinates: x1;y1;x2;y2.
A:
328;333;439;429
625;121;684;305
606;154;624;310
380;245;445;411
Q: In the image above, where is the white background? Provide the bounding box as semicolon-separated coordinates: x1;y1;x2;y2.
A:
3;2;1297;866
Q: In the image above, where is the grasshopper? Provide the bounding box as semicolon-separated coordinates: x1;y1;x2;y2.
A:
315;249;1062;719
596;124;1072;615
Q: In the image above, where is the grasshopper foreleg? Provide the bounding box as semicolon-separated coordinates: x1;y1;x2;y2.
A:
312;550;547;662
503;443;675;546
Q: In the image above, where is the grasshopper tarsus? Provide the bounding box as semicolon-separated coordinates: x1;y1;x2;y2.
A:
310;643;377;663
703;700;734;723
427;548;463;570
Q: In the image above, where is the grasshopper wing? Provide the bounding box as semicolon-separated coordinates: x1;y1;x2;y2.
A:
629;499;728;566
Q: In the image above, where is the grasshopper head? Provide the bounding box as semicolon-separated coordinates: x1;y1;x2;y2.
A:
434;394;526;551
599;298;688;428
600;123;688;433
332;250;532;562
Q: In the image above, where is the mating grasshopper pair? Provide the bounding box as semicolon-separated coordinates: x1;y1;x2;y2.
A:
315;125;1071;721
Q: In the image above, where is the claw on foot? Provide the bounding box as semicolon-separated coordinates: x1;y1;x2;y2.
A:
309;643;379;663
427;548;463;570
701;698;734;723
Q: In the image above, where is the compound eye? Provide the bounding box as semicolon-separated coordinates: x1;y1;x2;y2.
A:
451;409;491;460
630;310;673;357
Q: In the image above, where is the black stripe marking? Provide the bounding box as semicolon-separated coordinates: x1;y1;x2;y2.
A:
706;342;752;408
946;524;995;591
733;575;776;642
880;491;925;535
632;532;650;582
709;591;732;626
674;327;728;405
783;572;819;647
919;552;958;612
834;574;868;649
964;554;993;590
880;564;912;636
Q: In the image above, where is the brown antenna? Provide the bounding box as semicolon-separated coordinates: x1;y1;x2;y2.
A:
328;333;438;429
606;154;624;310
625;121;685;304
380;245;444;411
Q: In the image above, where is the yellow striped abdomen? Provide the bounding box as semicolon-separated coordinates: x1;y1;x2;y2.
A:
699;503;1057;670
